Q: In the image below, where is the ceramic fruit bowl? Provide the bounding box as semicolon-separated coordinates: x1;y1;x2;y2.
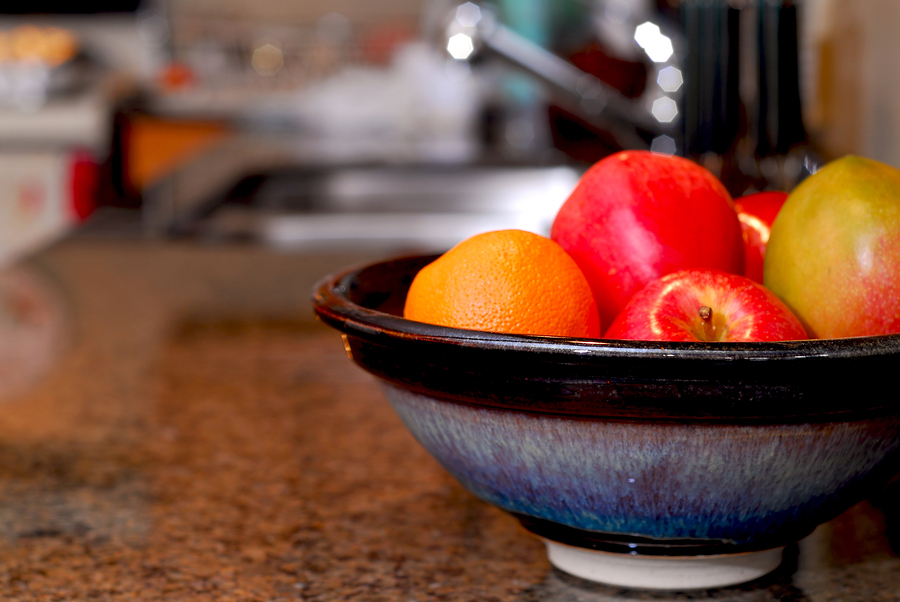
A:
312;254;900;591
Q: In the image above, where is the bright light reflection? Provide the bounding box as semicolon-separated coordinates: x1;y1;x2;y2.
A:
804;154;821;175
634;22;674;63
455;2;482;27
447;33;475;60
657;66;683;92
251;43;283;76
634;22;660;48
651;97;678;122
650;135;676;156
738;213;770;244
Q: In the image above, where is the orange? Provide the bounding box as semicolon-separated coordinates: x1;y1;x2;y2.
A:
403;229;601;338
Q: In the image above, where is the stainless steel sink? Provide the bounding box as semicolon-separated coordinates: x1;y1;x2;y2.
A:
142;136;584;253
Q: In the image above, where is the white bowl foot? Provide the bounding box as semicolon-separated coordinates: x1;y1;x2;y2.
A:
543;539;785;590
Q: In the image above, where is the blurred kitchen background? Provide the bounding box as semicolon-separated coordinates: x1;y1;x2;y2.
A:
1;0;899;263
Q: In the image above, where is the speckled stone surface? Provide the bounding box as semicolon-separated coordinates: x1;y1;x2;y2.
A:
0;234;895;600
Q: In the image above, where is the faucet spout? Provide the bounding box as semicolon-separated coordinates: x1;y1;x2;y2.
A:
443;3;683;152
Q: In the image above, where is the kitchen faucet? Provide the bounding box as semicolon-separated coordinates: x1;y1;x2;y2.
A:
440;0;820;194
441;1;682;152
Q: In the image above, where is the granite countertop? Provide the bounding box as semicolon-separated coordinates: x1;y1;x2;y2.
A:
0;232;896;601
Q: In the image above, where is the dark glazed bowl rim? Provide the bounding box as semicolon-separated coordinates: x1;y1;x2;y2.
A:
312;254;900;420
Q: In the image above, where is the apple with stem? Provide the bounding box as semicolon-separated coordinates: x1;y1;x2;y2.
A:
604;269;808;342
734;191;788;283
551;151;745;329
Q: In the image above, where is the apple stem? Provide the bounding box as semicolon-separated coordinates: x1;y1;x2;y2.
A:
697;305;719;341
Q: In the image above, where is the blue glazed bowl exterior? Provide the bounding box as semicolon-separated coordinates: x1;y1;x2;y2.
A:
381;382;900;546
313;255;900;555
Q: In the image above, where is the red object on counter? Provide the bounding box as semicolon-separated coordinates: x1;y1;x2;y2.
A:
157;62;196;91
68;149;98;221
569;42;648;99
734;191;789;283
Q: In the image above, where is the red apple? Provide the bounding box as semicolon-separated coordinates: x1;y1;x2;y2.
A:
604;269;808;342
551;151;745;329
733;191;788;283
